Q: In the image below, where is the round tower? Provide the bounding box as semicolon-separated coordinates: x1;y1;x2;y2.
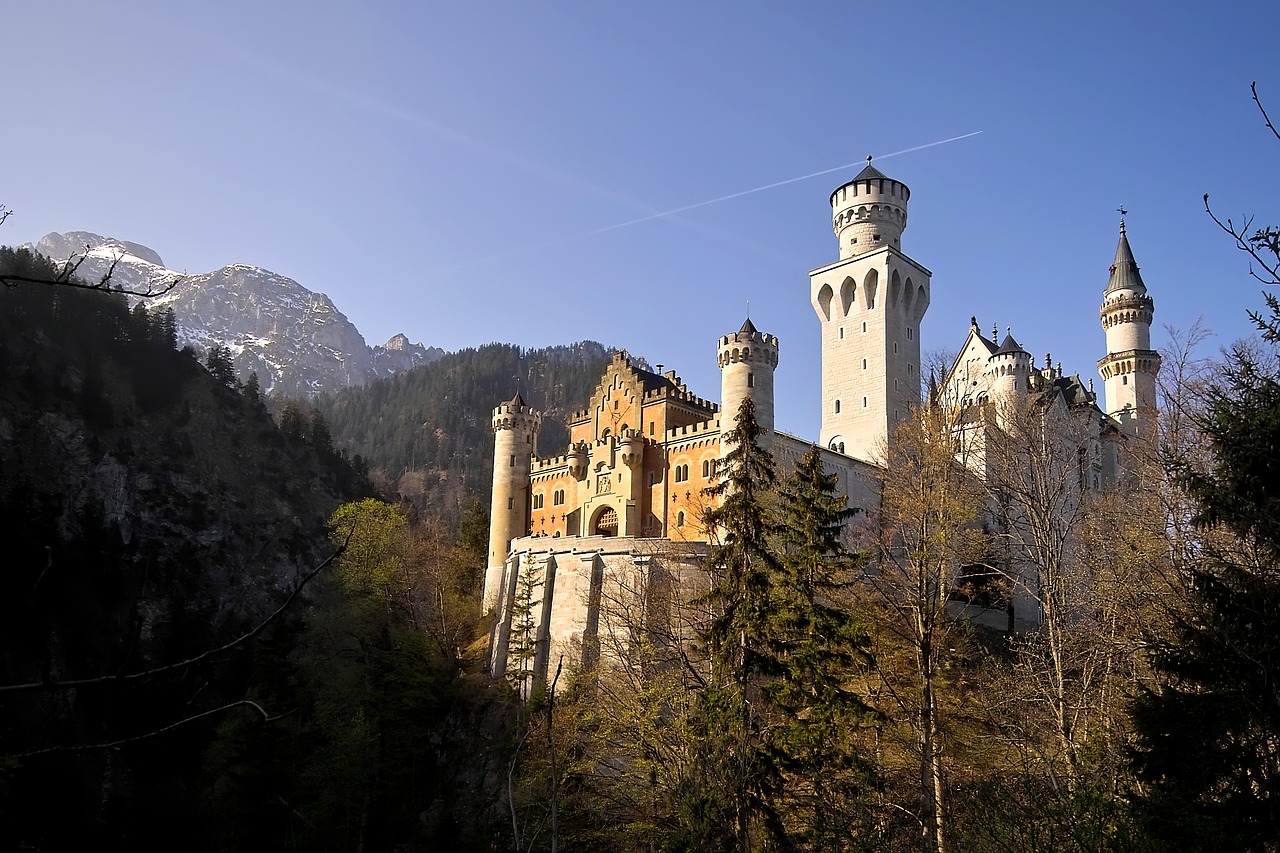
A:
830;157;910;260
718;318;780;453
484;393;541;612
1097;217;1160;439
984;331;1031;412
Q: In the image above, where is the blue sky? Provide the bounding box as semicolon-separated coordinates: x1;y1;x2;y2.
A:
6;1;1279;440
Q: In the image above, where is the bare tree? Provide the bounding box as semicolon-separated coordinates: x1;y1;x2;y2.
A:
859;403;989;853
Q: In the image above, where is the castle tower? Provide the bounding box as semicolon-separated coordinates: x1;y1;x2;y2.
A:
810;159;931;460
717;318;780;454
484;393;542;612
984;331;1031;412
1097;217;1160;439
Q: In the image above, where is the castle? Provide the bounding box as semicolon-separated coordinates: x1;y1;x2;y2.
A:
483;161;1159;683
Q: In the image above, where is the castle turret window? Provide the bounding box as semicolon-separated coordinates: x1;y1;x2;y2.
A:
834;399;841;414
747;372;755;388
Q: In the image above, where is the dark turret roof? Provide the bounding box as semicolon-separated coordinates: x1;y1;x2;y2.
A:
994;333;1027;356
1105;223;1147;294
853;162;888;182
740;317;758;335
508;392;525;408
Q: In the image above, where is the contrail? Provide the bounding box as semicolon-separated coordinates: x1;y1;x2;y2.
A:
423;131;982;278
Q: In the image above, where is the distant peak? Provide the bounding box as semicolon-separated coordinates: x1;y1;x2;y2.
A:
34;231;166;268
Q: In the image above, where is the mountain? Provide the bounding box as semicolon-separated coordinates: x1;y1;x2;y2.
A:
29;232;443;397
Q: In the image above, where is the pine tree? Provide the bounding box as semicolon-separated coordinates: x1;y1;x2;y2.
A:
771;447;878;847
685;396;785;851
1129;303;1280;851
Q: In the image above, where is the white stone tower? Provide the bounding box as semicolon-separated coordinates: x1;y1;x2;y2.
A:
810;159;931;460
718;318;780;454
985;331;1031;413
484;393;541;612
1097;217;1160;439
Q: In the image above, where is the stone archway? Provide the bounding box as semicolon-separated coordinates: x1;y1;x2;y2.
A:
591;505;619;537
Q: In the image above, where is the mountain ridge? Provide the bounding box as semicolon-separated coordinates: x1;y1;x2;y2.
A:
28;231;444;397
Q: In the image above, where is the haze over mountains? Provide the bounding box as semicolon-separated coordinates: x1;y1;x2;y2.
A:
30;231;445;397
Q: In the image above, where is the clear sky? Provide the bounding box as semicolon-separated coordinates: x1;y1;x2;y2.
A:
6;1;1279;441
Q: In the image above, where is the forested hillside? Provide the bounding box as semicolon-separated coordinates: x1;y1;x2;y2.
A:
316;341;619;515
0;247;376;846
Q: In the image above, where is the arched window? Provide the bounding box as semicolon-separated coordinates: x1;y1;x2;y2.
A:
834;399;841;414
676;511;685;528
702;459;711;478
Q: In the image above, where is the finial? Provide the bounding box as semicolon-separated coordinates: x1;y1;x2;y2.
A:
746;299;750;319
867;154;873;164
970;315;978;330
992;323;998;340
1117;205;1128;234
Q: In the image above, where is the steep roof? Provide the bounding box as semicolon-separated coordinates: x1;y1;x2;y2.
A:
508;392;525;408
1105;222;1147;294
853;162;888;182
994;332;1027;356
739;316;758;335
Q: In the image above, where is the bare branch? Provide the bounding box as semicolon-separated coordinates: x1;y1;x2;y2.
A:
9;699;288;757
1254;81;1280;144
0;534;350;695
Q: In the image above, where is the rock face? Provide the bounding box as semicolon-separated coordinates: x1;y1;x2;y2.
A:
31;232;442;397
372;333;446;377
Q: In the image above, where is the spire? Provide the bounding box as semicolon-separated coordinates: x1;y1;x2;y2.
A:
1105;216;1147;294
739;316;758;335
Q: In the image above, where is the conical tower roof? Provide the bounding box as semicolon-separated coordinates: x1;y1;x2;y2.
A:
507;392;525;408
739;316;759;335
994;332;1027;356
853;162;888;182
1105;221;1147;295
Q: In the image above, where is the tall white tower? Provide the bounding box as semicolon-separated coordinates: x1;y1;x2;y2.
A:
1097;217;1160;439
717;318;780;455
810;159;931;461
484;393;541;612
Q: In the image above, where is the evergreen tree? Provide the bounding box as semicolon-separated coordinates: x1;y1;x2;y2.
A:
683;396;785;851
770;447;878;847
205;344;236;387
1129;307;1280;851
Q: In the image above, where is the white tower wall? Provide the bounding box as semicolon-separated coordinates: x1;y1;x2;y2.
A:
812;163;929;462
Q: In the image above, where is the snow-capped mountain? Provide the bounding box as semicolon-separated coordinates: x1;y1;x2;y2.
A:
30;232;443;397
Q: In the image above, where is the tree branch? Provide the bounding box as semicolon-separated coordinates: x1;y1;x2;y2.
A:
0;535;350;695
8;698;290;757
